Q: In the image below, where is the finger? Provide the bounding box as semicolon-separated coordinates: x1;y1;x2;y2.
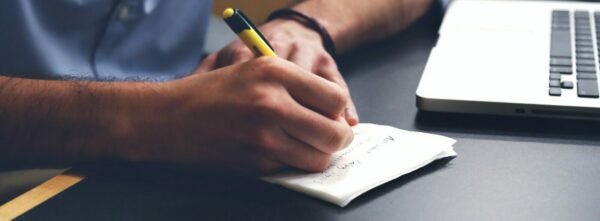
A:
315;58;360;125
264;59;347;118
270;127;333;172
197;53;218;73
278;97;354;154
228;46;255;65
344;103;359;126
212;41;253;69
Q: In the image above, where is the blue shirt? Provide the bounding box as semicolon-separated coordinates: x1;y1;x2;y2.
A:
0;0;212;82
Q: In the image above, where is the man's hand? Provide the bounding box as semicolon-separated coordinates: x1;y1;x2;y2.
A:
122;57;354;174
199;19;359;126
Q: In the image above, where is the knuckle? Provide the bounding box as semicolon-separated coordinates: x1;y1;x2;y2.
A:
251;57;286;79
250;129;277;151
330;85;348;112
256;56;285;70
317;53;335;66
325;126;353;152
253;90;286;120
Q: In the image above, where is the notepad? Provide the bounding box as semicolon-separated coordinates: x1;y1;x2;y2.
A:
261;123;456;207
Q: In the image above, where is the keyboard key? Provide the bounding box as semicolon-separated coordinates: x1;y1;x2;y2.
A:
561;81;574;89
550;80;561;87
553;19;570;25
550;66;572;74
553;24;570;30
552;23;571;31
577;74;597;80
576;25;591;30
553;13;569;20
575;11;589;17
577;59;595;66
550;58;572;67
554;20;570;25
549;88;562;96
575;35;593;41
576;47;594;53
577;66;597;73
551;30;572;58
576;40;593;47
577;80;600;98
550;73;561;80
554;10;569;16
576;53;594;59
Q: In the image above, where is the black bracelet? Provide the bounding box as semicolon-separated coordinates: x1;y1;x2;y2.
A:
267;9;337;59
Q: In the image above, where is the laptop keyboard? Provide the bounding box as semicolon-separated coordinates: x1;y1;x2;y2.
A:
550;10;600;98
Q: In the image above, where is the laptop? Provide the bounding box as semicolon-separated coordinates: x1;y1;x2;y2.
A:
416;0;600;119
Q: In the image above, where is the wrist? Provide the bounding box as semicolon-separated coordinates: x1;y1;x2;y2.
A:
266;8;337;58
262;18;323;46
290;3;343;50
94;81;171;162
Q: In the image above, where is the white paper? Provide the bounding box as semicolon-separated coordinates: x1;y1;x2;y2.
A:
261;123;457;207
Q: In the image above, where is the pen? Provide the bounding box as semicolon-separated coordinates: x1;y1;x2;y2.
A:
222;8;277;57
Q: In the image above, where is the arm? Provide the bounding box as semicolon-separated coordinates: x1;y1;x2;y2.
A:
294;0;433;53
0;57;353;174
0;75;149;161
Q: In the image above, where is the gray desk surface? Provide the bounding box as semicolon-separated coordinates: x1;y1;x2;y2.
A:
6;4;600;221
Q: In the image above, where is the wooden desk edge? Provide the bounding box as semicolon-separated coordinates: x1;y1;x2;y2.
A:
0;172;85;221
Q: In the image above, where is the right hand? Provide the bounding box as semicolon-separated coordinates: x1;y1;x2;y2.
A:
117;57;354;174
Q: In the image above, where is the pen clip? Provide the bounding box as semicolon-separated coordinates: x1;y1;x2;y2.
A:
237;10;274;52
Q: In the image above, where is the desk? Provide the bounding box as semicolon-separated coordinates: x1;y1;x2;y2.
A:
5;3;600;221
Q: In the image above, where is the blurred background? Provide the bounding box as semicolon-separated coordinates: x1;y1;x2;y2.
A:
212;0;303;24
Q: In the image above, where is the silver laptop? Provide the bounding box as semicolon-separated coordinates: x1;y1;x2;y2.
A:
417;0;600;119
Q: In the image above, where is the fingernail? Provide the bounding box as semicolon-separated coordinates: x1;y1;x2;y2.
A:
345;108;359;125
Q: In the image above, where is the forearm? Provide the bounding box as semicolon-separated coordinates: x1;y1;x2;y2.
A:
294;0;433;53
0;75;156;162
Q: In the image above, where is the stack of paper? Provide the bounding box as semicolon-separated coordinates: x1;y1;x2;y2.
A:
262;123;457;207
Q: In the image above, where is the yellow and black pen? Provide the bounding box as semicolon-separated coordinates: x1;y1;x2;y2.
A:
223;8;277;57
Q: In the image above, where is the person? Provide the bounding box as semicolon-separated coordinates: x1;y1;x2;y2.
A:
0;0;433;174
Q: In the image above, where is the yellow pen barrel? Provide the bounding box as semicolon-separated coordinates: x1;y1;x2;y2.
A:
238;30;277;57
